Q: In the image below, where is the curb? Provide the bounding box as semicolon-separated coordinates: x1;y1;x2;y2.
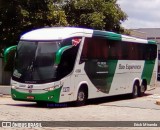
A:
0;86;11;95
0;94;11;98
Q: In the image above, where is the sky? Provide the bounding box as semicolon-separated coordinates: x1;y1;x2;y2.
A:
117;0;160;29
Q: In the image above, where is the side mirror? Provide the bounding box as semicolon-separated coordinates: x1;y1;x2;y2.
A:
4;45;17;71
4;45;17;63
55;45;72;65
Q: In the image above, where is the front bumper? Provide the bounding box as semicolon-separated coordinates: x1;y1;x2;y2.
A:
11;87;62;103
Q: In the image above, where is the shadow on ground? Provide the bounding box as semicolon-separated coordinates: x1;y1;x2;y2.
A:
6;93;152;109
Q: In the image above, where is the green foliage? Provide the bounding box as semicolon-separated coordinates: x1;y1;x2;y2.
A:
19;0;68;28
63;0;127;32
0;0;22;47
0;0;68;49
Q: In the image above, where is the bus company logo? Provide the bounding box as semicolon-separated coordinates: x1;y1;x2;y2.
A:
28;85;33;89
28;85;33;93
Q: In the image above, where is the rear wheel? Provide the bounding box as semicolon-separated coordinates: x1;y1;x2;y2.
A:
131;83;138;98
76;88;87;106
138;83;146;97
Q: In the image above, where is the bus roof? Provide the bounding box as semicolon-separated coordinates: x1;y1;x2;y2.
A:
21;27;93;41
20;27;156;44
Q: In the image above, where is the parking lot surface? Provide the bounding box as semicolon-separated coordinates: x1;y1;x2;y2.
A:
0;82;160;130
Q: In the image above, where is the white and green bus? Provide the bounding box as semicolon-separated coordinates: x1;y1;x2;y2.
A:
7;27;157;105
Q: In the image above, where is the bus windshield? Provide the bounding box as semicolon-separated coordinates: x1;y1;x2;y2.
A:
13;41;61;83
12;38;81;84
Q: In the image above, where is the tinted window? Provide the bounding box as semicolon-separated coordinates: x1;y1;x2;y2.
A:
81;37;108;60
80;37;157;62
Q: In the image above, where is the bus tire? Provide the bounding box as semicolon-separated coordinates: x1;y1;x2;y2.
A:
138;82;146;97
76;87;87;106
131;83;139;98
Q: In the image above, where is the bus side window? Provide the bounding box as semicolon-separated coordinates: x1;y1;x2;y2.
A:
108;40;121;60
144;44;156;60
80;37;108;63
80;38;91;63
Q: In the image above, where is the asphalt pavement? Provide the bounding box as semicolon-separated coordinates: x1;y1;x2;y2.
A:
0;82;160;130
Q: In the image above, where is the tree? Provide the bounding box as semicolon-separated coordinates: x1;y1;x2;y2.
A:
63;0;127;33
20;0;68;29
0;0;68;49
0;0;23;56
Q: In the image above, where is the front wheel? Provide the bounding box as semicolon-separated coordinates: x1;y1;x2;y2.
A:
76;88;87;106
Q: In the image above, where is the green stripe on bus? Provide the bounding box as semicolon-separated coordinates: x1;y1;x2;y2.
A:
148;40;157;44
141;60;155;85
106;60;118;93
93;30;122;41
11;87;62;103
84;60;118;93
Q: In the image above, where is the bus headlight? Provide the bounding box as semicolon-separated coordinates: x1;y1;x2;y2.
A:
44;85;60;91
11;85;17;89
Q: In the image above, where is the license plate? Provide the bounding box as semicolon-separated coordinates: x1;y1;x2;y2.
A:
27;96;35;99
